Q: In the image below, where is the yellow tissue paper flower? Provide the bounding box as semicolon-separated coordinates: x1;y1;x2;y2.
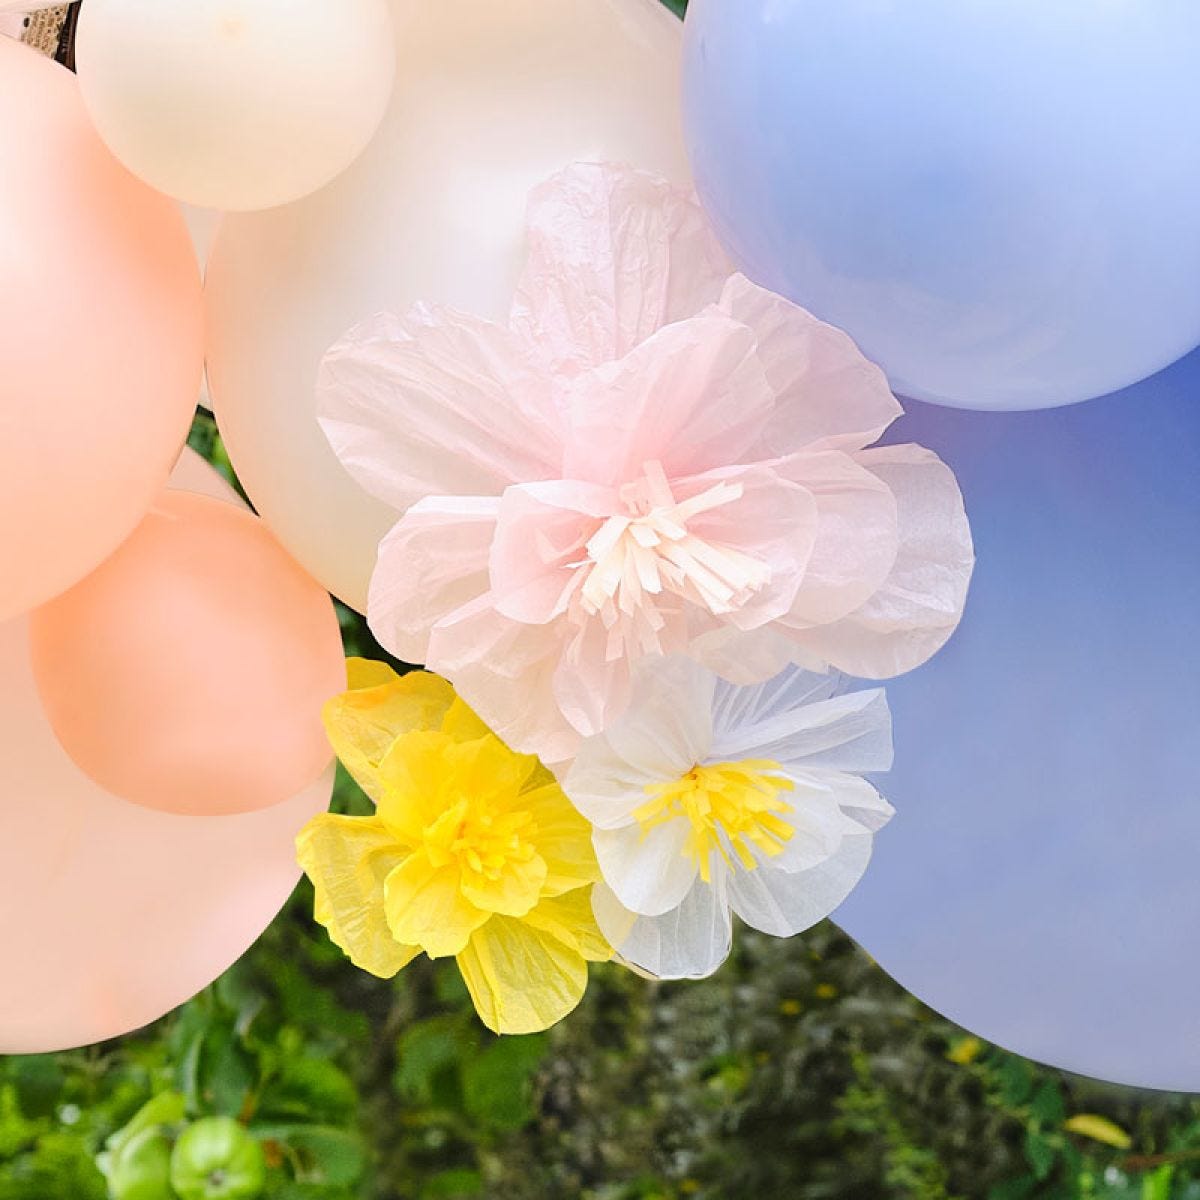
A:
297;660;610;1035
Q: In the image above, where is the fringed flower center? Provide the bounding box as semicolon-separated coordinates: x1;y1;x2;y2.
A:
576;461;771;658
634;758;796;884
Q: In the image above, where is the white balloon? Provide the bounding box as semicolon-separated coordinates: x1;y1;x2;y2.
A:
205;0;690;611
75;0;396;211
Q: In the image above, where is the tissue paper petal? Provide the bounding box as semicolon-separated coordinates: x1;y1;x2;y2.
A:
727;835;874;937
563;315;775;487
458;913;591;1035
710;680;894;776
787;445;975;677
322;664;456;802
368;496;498;665
427;603;578;765
593;877;733;982
319;308;563;512
718;275;903;457
296;814;421;979
773;450;900;627
512;162;732;377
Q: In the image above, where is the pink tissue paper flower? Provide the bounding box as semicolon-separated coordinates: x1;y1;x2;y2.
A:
318;164;974;765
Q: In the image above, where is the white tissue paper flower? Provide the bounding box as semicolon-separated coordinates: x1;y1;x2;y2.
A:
563;657;894;979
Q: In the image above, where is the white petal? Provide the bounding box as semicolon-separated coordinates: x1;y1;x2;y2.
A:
594;822;698;918
766;781;860;872
562;739;664;832
728;835;874;938
563;656;715;830
607;657;716;776
819;770;896;835
318;307;563;512
689;624;815;686
710;678;894;775
710;667;841;740
593;876;733;981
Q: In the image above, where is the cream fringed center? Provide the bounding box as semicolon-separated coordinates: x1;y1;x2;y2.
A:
576;460;771;659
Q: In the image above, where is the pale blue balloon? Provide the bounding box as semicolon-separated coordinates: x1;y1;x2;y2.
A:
834;348;1200;1091
683;0;1200;411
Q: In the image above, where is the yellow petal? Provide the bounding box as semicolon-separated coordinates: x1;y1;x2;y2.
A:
523;888;612;963
383;850;489;959
375;731;458;843
451;733;540;804
460;851;548;919
440;696;492;744
457;916;590;1035
520;783;602;897
296;813;420;979
346;658;402;691
323;664;457;802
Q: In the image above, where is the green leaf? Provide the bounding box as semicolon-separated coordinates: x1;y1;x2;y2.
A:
105;1093;187;1156
422;1169;484;1198
1063;1114;1133;1150
987;1179;1038;1200
1023;1129;1058;1181
395;1018;472;1106
203;1025;257;1119
996;1057;1035;1107
434;963;471;1007
0;1086;42;1160
1029;1081;1067;1126
258;1059;356;1125
8;1058;65;1120
255;1125;366;1188
1143;1164;1176;1200
462;1036;548;1132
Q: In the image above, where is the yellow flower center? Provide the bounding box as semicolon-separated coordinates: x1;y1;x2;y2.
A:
422;797;541;886
634;759;796;883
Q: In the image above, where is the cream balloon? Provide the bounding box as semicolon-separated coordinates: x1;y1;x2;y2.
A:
0;450;332;1054
75;0;396;212
205;0;690;611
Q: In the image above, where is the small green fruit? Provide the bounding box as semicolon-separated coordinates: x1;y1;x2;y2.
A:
169;1117;266;1200
104;1127;175;1200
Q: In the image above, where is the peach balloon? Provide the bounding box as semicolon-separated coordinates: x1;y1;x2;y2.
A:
30;490;345;816
0;453;333;1054
0;39;204;621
